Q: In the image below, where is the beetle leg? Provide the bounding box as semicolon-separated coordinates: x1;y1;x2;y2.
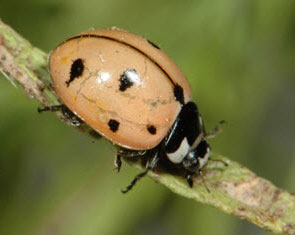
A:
121;150;160;194
37;105;64;113
121;169;149;194
186;170;210;193
186;173;194;188
147;151;160;170
114;155;122;173
38;104;83;126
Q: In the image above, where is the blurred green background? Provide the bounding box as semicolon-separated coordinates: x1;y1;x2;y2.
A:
0;0;294;234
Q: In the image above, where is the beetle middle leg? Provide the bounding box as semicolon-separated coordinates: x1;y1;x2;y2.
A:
121;150;161;194
114;148;147;173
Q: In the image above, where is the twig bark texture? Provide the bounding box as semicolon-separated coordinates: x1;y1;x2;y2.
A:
0;19;294;234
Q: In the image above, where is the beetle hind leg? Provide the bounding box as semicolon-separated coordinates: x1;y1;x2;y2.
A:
37;104;64;113
121;150;160;194
121;169;149;194
114;155;122;173
38;104;83;126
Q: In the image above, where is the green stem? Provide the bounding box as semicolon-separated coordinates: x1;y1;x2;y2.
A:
0;19;294;234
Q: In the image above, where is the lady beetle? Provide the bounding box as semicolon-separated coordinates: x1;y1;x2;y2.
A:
40;28;223;193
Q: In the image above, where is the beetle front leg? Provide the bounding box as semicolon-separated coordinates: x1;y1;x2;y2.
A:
186;173;194;188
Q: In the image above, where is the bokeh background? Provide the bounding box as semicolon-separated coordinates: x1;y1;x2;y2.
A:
0;0;294;234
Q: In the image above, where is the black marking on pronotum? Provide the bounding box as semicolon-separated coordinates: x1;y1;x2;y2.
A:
108;119;120;132
165;102;202;153
147;125;157;135
66;58;84;87
173;84;185;105
147;39;160;49
196;140;210;159
119;69;136;91
63;34;176;87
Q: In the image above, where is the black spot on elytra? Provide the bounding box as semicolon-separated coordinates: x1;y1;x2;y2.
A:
147;39;160;49
119;69;137;91
66;58;84;87
108;119;120;132
174;84;184;105
147;125;157;135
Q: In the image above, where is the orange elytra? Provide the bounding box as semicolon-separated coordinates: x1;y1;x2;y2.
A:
49;28;192;150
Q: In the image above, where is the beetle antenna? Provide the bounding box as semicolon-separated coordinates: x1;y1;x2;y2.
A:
210;158;228;167
199;170;210;193
205;120;226;139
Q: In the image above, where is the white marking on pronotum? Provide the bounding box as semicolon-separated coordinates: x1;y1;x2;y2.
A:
167;138;190;164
